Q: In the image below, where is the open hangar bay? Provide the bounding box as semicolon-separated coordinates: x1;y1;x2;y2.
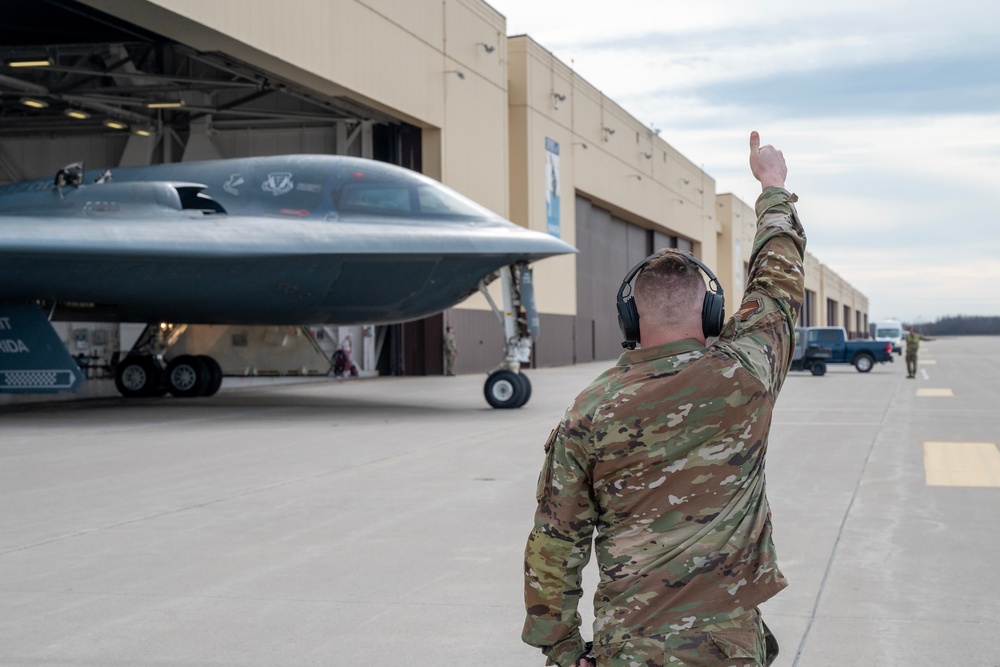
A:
2;336;998;666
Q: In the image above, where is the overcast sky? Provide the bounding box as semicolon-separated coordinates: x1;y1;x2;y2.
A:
486;0;1000;324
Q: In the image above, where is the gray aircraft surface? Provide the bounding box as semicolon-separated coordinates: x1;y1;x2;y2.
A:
0;155;575;408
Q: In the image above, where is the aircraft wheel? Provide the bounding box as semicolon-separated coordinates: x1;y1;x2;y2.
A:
198;355;224;397
114;356;162;398
484;370;527;409
809;361;827;376
516;372;532;406
165;355;210;398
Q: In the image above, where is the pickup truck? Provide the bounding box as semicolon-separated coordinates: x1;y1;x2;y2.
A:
791;326;894;376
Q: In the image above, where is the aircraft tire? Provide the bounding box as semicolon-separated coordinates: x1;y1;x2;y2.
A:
484;370;527;409
165;355;211;398
114;356;162;398
516;372;532;406
809;361;827;376
198;355;224;397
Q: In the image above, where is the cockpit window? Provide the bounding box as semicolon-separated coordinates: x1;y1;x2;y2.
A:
336;180;495;221
340;185;413;215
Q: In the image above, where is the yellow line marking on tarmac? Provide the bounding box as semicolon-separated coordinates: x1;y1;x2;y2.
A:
924;442;1000;487
919;360;937;365
917;388;953;397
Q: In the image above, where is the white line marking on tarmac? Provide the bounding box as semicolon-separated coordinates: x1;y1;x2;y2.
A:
921;368;930;379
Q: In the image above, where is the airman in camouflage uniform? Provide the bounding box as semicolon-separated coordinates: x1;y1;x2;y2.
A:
522;132;805;667
905;327;920;378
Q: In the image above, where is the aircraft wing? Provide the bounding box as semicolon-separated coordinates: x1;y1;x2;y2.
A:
0;157;576;325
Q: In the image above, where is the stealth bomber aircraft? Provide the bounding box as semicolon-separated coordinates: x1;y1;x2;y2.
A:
0;155;575;408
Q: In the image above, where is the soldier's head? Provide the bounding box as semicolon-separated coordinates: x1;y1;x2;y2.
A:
633;251;708;344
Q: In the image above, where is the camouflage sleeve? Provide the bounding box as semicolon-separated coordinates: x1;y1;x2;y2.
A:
717;187;806;395
522;418;597;667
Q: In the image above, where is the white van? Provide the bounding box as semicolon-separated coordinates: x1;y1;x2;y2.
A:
872;319;903;354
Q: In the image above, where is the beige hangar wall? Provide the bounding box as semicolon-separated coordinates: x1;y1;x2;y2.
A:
506;36;720;319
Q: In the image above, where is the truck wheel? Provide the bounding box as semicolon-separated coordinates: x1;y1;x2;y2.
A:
810;361;827;376
854;353;874;373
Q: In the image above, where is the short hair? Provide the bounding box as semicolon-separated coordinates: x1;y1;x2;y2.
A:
633;251;706;328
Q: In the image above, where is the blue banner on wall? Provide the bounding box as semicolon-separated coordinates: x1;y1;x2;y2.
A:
545;137;560;238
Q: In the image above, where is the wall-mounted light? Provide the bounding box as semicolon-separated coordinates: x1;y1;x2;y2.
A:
19;97;48;109
641;152;652;159
63;108;90;120
444;70;466;80
552;93;566;110
477;42;495;54
572;142;588;150
602;126;616;141
7;57;52;67
102;119;128;130
146;100;185;109
649;124;661;136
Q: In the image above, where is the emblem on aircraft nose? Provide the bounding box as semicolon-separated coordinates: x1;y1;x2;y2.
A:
223;173;245;195
262;172;294;196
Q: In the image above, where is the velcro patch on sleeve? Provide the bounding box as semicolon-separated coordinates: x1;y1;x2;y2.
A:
737;299;762;322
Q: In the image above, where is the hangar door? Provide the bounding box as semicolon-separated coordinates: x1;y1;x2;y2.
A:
574;195;692;363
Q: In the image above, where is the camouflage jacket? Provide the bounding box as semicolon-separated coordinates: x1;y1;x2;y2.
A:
522;187;806;666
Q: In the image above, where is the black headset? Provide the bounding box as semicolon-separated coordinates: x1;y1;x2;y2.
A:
616;251;725;349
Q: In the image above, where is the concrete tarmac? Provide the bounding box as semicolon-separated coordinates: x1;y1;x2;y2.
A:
2;336;998;666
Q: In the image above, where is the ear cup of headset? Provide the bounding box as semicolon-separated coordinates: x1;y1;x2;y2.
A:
617;293;641;349
702;291;725;338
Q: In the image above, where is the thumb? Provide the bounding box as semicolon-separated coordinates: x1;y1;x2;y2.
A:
749;131;760;153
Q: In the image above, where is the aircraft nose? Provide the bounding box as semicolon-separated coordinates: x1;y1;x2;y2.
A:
515;227;577;260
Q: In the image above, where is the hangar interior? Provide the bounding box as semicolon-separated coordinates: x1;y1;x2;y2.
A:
0;0;869;397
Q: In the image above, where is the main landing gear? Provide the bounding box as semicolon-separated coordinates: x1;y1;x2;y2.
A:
114;353;223;398
479;263;537;409
113;325;223;399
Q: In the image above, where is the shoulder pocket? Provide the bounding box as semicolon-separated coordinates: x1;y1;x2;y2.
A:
535;429;557;502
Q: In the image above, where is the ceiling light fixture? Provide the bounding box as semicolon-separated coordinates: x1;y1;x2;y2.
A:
20;97;48;109
132;127;154;137
146;100;185;109
63;108;90;120
102;119;128;130
7;57;52;68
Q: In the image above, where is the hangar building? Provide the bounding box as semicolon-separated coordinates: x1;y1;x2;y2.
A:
0;0;868;388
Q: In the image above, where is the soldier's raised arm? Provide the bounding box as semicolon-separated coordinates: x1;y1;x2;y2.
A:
715;132;807;395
